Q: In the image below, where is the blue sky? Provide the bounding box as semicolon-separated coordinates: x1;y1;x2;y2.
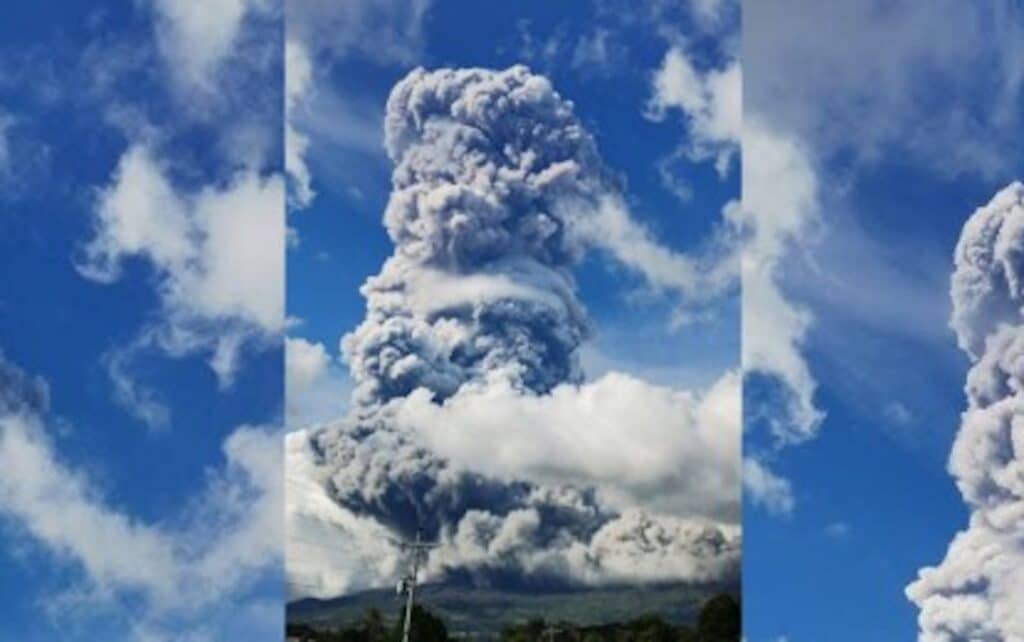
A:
0;2;284;640
741;2;1024;640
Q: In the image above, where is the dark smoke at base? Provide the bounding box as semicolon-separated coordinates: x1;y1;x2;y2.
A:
290;66;740;596
302;406;739;591
310;412;609;544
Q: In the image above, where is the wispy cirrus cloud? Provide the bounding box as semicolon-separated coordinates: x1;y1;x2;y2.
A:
285;0;431;210
78;145;284;389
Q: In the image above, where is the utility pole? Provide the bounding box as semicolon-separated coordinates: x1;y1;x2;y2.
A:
542;624;561;642
395;531;438;642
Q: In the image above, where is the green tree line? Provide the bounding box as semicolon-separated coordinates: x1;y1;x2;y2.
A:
286;594;739;642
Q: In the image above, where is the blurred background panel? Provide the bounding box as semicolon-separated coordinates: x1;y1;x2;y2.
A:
0;2;285;640
742;2;1024;640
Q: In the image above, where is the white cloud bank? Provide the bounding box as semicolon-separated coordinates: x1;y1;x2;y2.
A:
400;370;740;521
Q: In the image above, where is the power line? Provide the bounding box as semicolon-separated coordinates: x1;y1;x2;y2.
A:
288;525;442;642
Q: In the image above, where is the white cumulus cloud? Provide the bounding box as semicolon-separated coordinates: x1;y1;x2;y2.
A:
400;370;740;522
78;144;284;399
647;46;741;177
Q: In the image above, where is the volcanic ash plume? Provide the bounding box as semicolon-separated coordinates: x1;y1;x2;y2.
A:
289;66;740;596
342;66;610;407
907;182;1024;641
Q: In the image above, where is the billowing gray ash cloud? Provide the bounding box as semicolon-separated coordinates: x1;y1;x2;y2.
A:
906;183;1024;640
343;66;608;407
288;66;740;596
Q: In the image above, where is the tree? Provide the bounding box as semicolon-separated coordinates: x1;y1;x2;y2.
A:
696;595;740;641
500;617;546;642
394;604;449;642
629;614;676;642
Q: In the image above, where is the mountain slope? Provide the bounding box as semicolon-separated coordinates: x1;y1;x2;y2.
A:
288;582;737;636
